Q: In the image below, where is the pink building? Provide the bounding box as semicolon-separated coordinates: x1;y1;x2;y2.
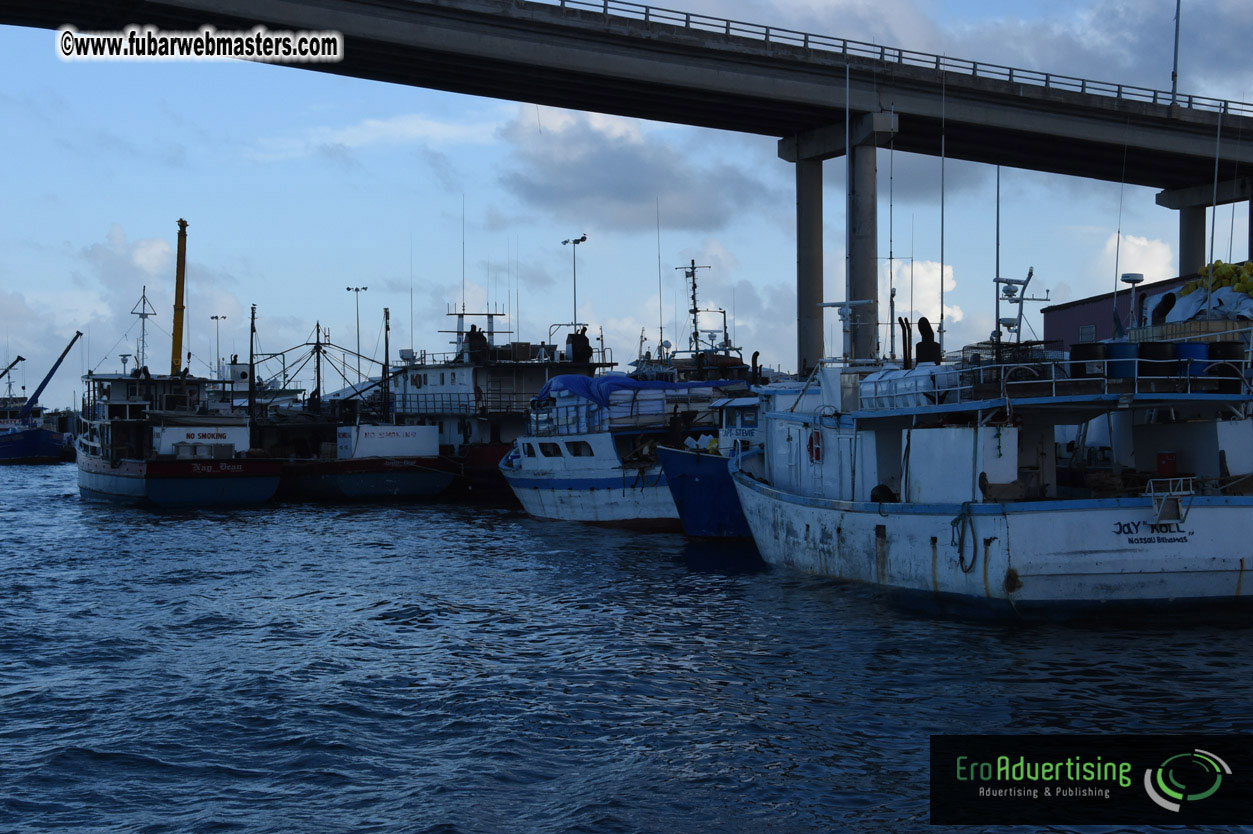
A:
1042;275;1191;350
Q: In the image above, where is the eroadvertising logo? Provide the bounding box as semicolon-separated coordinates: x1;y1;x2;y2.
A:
930;735;1252;824
1143;749;1231;811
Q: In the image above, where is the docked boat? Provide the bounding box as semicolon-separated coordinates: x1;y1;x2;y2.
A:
500;374;750;528
253;310;456;502
276;423;453;500
657;382;818;538
389;308;614;500
0;334;81;464
76;369;281;505
732;272;1253;619
75;220;282;506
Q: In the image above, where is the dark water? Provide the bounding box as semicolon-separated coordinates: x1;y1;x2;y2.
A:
2;465;1251;833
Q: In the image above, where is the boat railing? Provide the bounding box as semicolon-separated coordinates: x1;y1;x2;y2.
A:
393;391;535;416
399;345;613;367
527;392;723;436
856;354;1252;411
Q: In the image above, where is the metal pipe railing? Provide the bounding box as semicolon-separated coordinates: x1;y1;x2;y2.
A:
852;354;1252;410
535;0;1251;116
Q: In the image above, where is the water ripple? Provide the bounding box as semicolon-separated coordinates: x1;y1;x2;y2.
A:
0;465;1250;832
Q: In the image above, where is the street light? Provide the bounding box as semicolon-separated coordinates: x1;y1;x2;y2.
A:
1171;0;1182;105
561;234;587;326
346;286;368;382
210;315;227;378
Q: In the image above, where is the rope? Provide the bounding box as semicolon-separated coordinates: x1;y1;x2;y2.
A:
951;501;977;573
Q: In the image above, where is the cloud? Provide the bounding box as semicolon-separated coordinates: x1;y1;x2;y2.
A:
499;106;782;232
1094;232;1175;288
249;113;499;162
705;0;1253;102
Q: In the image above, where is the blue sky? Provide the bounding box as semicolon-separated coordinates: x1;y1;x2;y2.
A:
1;0;1251;408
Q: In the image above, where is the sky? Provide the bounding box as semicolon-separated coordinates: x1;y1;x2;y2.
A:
1;0;1251;409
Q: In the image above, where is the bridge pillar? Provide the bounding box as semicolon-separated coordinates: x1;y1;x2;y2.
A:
796;158;824;374
782;112;897;372
1179;206;1207;276
1157;178;1253;274
848;138;878;361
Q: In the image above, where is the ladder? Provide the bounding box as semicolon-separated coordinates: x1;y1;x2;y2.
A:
1143;477;1195;525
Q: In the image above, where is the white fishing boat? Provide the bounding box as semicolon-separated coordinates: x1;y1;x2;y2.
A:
500;374;749;528
733;271;1253;619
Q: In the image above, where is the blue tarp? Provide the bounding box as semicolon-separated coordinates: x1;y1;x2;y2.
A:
533;374;744;409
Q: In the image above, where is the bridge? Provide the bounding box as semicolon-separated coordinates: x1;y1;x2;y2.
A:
8;0;1253;369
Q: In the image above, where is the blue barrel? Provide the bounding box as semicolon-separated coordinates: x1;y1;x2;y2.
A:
1177;342;1210;376
1105;342;1139;378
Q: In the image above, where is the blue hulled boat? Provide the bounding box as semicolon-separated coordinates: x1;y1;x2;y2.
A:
657;384;820;538
0;332;81;465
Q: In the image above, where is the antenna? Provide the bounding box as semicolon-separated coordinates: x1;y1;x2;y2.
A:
409;226;414;352
910;214;915;323
844;60;852;361
460;194;466;313
656;198;664;352
939;69;947;354
888;104;896;361
995;166;1001;288
514;235;521;343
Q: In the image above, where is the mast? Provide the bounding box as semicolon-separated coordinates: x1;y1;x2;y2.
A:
312;321;323;414
0;356;23;386
382;307;391;423
20;332;82;421
676;259;710;351
169;218;188;375
131;286;156;369
247;304;257;421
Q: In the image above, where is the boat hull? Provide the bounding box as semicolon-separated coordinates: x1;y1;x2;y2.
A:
657;445;752;538
500;461;681;530
0;427;68;465
77;454;282;506
280;456;454;501
440;442;517;503
733;468;1253;619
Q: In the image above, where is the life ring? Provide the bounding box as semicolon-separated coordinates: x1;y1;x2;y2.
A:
807;429;822;463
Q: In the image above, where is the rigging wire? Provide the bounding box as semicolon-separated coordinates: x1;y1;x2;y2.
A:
888;105;895;360
1228;104;1243;262
91;319;142;373
1110;120;1131;326
1207;106;1225;318
939;66;946;353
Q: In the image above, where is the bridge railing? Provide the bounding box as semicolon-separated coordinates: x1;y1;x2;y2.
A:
534;0;1252;118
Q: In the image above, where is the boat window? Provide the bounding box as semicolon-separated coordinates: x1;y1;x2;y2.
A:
1077;324;1096;344
440;373;445;385
451;372;456;384
423;374;428;384
741;409;758;428
565;440;594;457
539;442;563;457
524;443;536;457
